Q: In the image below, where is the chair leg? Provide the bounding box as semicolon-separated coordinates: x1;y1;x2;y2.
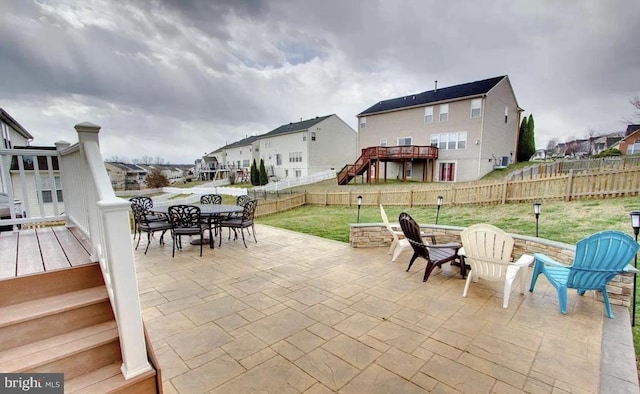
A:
601;288;614;319
135;230;142;250
557;284;568;315
251;224;257;243
503;278;514;309
462;271;473;298
406;254;419;272
528;259;544;292
144;232;152;254
388;239;397;255
422;262;438;282
171;233;176;258
240;228;247;248
391;243;405;262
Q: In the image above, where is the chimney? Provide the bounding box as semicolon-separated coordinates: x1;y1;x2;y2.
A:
434;80;438;92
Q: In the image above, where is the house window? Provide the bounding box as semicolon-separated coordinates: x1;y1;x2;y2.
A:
629;140;640;155
398;137;412;146
303;135;306;141
360;117;367;129
471;99;482;118
439;104;449;122
242;160;250;167
1;122;11;149
424;107;433;123
295;170;301;178
430;134;439;147
276;154;282;165
439;162;455;182
406;162;412;178
432;132;467;150
504;106;509;123
380;138;387;147
40;176;63;203
284;169;289;177
311;131;316;141
289;152;302;162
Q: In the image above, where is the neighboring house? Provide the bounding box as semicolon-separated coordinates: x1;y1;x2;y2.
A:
555;132;625;158
201;135;257;181
1;108;34;194
257;114;357;180
356;75;522;182
104;162;129;191
8;146;64;218
617;126;640;155
202;114;357;182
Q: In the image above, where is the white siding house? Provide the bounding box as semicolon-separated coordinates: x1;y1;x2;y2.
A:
258;114;356;180
1;108;34;194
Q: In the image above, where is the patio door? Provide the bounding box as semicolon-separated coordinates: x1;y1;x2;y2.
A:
439;162;455;182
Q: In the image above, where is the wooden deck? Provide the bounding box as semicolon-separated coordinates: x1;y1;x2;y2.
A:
0;226;94;280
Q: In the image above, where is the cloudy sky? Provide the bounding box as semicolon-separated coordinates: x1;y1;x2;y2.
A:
1;0;639;164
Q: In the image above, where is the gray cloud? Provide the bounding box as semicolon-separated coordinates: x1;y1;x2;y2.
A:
1;0;639;164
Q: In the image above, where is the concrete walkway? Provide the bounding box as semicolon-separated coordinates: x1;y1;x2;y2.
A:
133;224;638;393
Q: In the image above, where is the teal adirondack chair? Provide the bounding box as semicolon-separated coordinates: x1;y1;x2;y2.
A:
529;230;639;319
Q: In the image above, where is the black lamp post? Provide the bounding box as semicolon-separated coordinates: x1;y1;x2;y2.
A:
630;211;640;326
435;196;443;225
533;202;541;237
357;195;363;223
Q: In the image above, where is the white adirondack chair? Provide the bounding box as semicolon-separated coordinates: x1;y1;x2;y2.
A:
459;223;533;308
380;204;409;262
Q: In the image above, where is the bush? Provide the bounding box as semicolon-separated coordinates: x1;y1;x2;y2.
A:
593;148;622;158
145;168;170;188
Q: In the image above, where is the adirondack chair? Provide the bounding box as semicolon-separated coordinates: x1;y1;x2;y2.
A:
399;212;461;282
529;230;639;318
380;204;410;262
460;224;533;308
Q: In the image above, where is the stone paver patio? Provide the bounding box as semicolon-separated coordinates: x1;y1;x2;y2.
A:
134;224;638;393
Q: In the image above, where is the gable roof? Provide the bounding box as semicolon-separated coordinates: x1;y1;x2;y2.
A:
212;135;258;154
0;108;34;140
358;76;507;116
626;124;640;137
261;115;333;138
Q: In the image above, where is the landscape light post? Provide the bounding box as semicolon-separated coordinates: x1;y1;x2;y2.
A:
630;211;640;326
435;196;443;225
357;195;363;223
533;202;541;237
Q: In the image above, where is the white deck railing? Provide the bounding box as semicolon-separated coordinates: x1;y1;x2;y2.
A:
0;123;152;380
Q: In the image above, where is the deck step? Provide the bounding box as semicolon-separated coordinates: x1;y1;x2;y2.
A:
66;363;158;394
0;320;119;376
0;263;103;307
0;286;113;352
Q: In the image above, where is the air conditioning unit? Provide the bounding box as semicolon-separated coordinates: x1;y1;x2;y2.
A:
494;156;510;169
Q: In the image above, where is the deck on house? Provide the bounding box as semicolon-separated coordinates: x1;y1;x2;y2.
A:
0;226;94;280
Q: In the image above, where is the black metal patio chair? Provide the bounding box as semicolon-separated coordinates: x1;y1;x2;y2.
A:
167;205;210;257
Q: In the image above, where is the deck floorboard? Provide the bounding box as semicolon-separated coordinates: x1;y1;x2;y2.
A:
0;226;94;279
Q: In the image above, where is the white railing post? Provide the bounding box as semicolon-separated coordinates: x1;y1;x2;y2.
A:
55;141;72;226
75;122;152;379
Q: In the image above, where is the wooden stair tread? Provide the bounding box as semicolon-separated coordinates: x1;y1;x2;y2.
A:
0;320;118;372
66;363;156;394
0;286;109;327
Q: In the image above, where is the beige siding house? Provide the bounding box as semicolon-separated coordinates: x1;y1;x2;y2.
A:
356;76;522;182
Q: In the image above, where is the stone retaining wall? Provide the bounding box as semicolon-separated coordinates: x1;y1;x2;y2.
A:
350;223;635;308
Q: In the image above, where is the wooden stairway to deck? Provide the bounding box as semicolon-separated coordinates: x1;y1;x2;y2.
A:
0;263;161;393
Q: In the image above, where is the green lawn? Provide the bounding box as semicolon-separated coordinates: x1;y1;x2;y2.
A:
256;196;640;373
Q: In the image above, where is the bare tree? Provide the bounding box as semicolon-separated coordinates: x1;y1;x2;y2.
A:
546;138;559;152
630;96;640;121
104;155;129;163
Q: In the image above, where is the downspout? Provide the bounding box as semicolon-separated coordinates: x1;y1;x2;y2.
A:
477;96;486;179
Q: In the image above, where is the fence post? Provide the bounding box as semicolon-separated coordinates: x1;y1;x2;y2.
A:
564;170;574;201
502;178;508;204
409;190;413;207
451;184;457;205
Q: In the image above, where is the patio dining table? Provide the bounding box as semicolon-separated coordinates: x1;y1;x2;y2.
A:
152;204;244;247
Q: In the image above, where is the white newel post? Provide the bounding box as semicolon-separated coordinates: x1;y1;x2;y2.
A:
55;141;72;226
75;122;152;379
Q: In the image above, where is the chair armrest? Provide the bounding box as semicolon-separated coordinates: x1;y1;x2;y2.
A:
427;242;461;250
533;253;568;268
512;254;535;267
